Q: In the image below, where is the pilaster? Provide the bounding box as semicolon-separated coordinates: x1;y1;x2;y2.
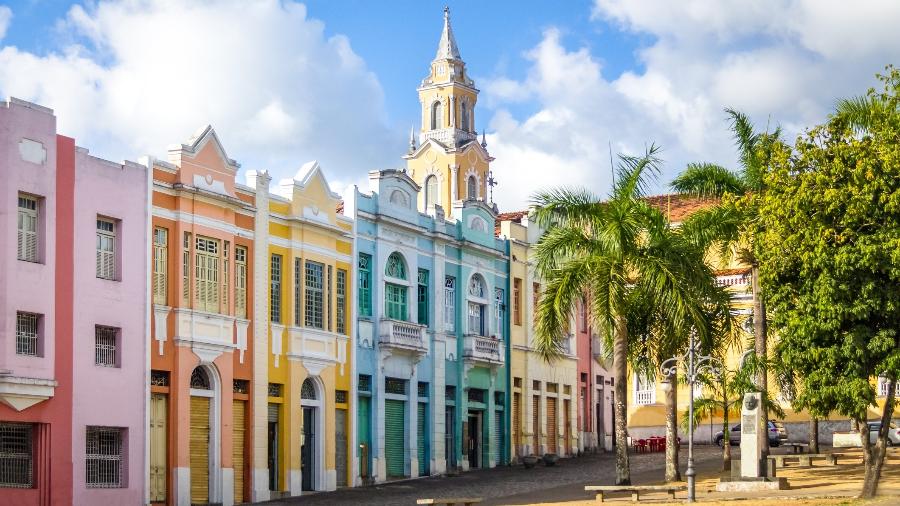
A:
250;170;271;502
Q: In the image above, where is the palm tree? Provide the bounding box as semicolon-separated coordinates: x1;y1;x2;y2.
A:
531;145;721;485
671;108;782;460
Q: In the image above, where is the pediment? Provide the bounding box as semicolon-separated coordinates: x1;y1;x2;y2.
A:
171;125;240;172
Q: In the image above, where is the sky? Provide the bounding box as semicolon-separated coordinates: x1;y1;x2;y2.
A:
1;0;899;211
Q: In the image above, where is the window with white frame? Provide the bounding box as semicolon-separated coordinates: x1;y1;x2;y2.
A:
94;326;119;367
634;374;656;405
96;218;117;280
17;194;39;263
182;233;191;305
152;228;167;305
467;275;487;336
85;427;124;488
494;287;504;337
0;422;33;488
444;276;456;332
270;254;282;323
468;275;486;299
234;246;247;318
425;176;439;208
878;377;900;397
431;101;442;130
194;236;220;312
466;176;477;200
467;302;485;336
223;241;229;312
336;269;347;335
15;312;40;357
305;260;324;329
327;265;333;331
294;258;303;326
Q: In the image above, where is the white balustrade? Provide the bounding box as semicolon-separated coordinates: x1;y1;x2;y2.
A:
463;335;504;365
379;319;427;353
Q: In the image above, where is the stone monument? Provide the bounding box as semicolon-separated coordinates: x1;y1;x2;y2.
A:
740;392;762;478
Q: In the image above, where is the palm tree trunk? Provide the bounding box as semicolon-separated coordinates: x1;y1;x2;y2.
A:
862;376;897;498
751;264;770;463
809;418;819;454
723;397;731;472
613;315;631;485
664;380;680;481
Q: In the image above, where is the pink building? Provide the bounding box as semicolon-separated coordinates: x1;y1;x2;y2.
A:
575;298;613;453
0;98;148;505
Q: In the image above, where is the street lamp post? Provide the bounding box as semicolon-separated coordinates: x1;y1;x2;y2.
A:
659;332;722;503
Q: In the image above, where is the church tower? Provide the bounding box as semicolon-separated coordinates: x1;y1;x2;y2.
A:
405;7;495;218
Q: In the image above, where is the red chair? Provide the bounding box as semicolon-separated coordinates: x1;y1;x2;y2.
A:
635;439;648;453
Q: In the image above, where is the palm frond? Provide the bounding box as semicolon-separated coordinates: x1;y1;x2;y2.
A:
678;203;744;259
670;162;746;198
612;144;663;201
533;257;595;361
530;187;604;230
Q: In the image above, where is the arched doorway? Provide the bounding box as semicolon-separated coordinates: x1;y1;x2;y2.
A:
189;365;221;504
300;377;324;491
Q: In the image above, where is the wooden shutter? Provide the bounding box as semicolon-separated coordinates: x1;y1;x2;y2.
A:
532;395;540;455
153;228;168;305
547;397;558;454
149;394;167;502
190;396;210;503
357;396;371;479
384;400;406;478
17;196;38;262
233;400;246;503
513;393;521;458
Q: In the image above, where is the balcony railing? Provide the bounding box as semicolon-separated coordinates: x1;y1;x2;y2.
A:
420;128;477;147
463;335;504;366
635;390;655;405
379;319;427;354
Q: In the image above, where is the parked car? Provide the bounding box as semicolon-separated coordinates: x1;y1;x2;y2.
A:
867;422;900;446
714;421;788;447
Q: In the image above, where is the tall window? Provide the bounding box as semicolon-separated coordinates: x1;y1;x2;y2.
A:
152;228;168;305
430;101;442;130
468;275;487;336
194;236;220;312
17;194;38;262
85;427;124;488
418;269;429;325
494;288;504;337
223;242;229;313
182;233;191;305
234;246;247;318
358;254;372;317
294;258;302;326
96;218;117;280
327;265;333;331
336;269;347;334
305;261;324;329
15;312;40;357
466;176;477;200
270;254;282;323
385;253;408;321
460;101;470;131
0;422;33;488
513;278;522;326
425;176;438;209
444;276;456;332
94;326;119;367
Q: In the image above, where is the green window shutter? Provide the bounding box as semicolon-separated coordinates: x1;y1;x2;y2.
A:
417;269;429;325
385;283;407;321
357;396;371;479
358;254;371;317
385;400;406;478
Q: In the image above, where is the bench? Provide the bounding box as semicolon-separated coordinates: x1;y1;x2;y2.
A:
584;485;685;503
830;452;863;465
767;453;835;468
417;499;483;506
784;442;808;454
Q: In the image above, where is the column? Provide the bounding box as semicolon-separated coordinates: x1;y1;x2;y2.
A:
408;367;419;478
450;165;458;202
250;170;271;503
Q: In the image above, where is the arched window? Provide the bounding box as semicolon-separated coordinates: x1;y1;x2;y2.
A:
460;102;469;131
301;378;317;400
190;367;211;390
385;252;407;279
389;189;409;208
425;176;438;208
466;175;477;200
431;101;442;130
468;274;486;299
467;274;488;336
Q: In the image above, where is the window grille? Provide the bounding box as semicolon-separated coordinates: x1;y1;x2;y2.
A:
547;383;558;394
385;283;407;321
190;368;211;390
385;252;406;279
358;374;372;392
418;382;429;398
85;427;124;488
358;254;372;317
0;423;33;488
194;236;220;312
513;278;522;326
150;370;170;387
304;261;324;329
17;195;38;262
335;390;348;404
15;312;40;356
270;254;282;323
468;275;486;298
294;258;302;326
445;385;457;401
223;242;229;313
494;287;504;336
234;246;247;318
152;228;168;305
417;269;429;326
267;383;282;397
468;388;485;404
233;379;249;394
327;265;333;332
444;276;456;332
94;326;118;367
467;302;484;337
336;269;347;334
301;379;317;400
384;377;406;395
96;218;117;280
182;233;191;305
494;391;505;406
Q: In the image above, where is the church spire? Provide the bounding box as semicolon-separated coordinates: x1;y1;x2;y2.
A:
436;7;461;61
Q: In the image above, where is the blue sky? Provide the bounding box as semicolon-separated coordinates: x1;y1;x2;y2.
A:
1;1;899;210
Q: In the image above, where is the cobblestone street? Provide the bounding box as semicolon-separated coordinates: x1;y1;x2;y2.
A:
264;445;724;505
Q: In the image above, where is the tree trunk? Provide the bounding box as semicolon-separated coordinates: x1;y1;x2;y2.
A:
664;378;680;482
723;397;731;472
862;376;897;498
809;418;819;454
613;315;631;485
751;264;770;462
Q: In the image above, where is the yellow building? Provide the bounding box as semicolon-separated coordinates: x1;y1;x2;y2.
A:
498;213;579;460
248;163;354;500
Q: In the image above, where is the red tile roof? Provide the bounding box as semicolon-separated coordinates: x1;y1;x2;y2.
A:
494;210;529;236
335;201;344;214
644;193;719;223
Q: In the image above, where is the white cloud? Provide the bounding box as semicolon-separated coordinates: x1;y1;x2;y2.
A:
485;0;900;210
0;7;11;41
0;0;400;187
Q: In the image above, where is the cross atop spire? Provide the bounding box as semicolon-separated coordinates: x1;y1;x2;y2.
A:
435;6;461;61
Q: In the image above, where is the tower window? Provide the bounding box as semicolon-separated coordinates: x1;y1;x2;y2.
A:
460;102;470;131
425;176;438;208
431;101;442;130
466;176;477;200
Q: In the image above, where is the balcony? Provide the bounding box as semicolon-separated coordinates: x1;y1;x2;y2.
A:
379;319;428;355
420;128;477;148
463;335;505;366
635;390;655;405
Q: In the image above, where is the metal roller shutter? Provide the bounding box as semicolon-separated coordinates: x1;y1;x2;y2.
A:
385;400;406;478
547;397;558;454
233;400;245;503
190;396;210;504
149;394;167;502
494;409;504;466
335;408;348;487
417;403;427;476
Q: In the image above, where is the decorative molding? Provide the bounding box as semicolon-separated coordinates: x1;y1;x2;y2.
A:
18;138;46;165
153;305;171;356
0;376;58;411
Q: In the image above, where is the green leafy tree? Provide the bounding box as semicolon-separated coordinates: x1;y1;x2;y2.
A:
531;145;722;485
758;67;900;498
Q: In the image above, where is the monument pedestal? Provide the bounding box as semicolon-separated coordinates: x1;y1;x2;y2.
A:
718;392;789;492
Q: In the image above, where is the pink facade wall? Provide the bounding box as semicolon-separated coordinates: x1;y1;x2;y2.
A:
70;149;148;504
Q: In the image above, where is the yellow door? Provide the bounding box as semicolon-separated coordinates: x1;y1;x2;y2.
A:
150;394;168;502
233;400;245;504
547;397;558;454
190;396;210;504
